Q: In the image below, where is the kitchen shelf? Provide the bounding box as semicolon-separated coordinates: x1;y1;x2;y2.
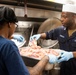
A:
0;0;62;12
0;0;62;22
17;17;47;22
27;0;62;12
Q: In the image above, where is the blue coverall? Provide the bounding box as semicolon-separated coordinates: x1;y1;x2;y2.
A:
46;26;76;75
0;36;30;75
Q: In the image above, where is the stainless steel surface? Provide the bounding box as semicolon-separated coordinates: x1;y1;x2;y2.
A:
30;25;34;37
15;21;41;46
15;28;31;46
38;17;62;48
0;0;62;12
28;25;34;46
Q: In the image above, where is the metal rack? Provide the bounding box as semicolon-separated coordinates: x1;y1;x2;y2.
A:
0;0;62;22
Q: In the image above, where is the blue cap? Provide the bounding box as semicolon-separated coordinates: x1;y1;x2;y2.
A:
0;6;18;23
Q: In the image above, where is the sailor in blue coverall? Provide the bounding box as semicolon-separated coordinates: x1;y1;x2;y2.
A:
0;6;51;75
30;4;76;75
46;26;76;75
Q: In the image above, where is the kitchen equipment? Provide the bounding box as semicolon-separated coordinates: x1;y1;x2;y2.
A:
37;17;62;48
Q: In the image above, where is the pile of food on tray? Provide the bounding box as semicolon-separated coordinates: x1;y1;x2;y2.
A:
19;39;62;60
19;39;63;70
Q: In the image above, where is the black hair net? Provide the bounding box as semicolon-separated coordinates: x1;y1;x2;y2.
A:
0;6;18;23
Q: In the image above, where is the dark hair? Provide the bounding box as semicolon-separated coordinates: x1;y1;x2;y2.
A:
0;6;18;24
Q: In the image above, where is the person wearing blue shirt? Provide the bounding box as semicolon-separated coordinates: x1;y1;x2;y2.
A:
30;4;76;75
0;6;54;75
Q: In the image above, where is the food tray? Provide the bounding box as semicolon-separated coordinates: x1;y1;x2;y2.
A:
21;55;54;70
21;55;39;67
20;47;64;70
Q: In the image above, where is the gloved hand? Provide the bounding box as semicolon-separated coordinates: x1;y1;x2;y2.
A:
30;34;41;41
13;35;24;42
58;51;73;63
48;54;58;64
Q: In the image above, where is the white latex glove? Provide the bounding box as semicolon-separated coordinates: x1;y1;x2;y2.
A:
48;54;58;64
13;35;24;42
58;51;73;63
30;34;41;41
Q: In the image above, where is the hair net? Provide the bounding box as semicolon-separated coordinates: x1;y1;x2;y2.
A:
0;6;18;23
62;4;76;14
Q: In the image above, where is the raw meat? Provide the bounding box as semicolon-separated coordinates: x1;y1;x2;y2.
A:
19;40;61;60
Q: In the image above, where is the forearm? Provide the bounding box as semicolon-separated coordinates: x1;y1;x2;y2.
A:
73;52;76;58
9;36;13;39
29;55;49;75
40;33;46;39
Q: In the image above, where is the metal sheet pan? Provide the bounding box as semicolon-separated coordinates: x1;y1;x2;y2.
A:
20;47;39;67
21;55;39;67
21;55;54;70
19;47;55;70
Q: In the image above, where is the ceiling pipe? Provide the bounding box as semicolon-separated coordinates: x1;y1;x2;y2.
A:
24;0;27;17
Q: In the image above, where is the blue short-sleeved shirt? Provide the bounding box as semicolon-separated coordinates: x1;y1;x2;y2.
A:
0;36;30;75
46;26;76;75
